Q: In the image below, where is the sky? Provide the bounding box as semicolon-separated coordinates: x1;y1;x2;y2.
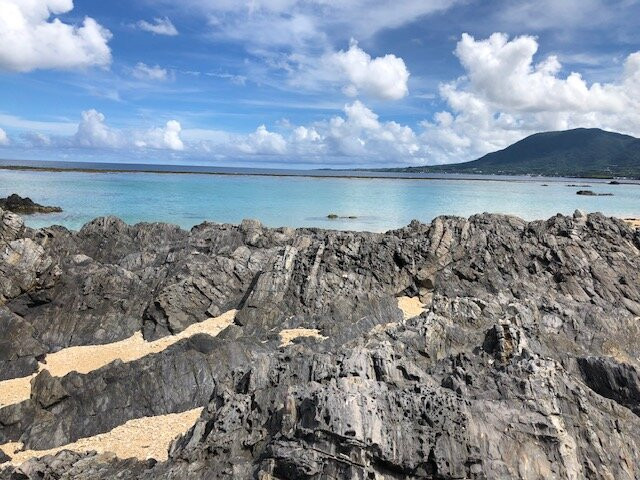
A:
0;0;639;169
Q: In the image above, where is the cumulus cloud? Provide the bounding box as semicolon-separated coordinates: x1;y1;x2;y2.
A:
0;127;8;145
237;125;287;155
0;0;112;72
136;120;185;151
74;110;123;148
330;41;409;100
320;101;420;157
73;110;184;151
225;101;422;162
136;17;178;36
287;41;410;101
419;33;640;163
132;62;169;81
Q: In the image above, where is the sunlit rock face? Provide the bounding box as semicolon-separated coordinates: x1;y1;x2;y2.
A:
1;210;640;479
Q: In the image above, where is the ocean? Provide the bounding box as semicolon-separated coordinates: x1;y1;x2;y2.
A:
0;161;638;232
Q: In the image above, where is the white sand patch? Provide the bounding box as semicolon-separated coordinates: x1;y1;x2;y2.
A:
0;310;236;408
279;328;327;347
0;408;203;466
0;374;36;408
624;217;640;229
397;296;426;320
44;309;237;377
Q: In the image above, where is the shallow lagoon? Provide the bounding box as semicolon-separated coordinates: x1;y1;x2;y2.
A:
0;168;638;232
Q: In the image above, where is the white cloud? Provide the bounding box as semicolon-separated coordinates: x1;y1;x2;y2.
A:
0;0;112;72
225;101;422;162
206;72;247;85
136;120;185;151
237;125;287;155
0;112;76;135
73;110;184;151
137;17;178;36
74;109;123;148
285;41;410;101
22;131;51;146
149;2;430;101
330;41;409;100
419;33;640;163
498;0;617;31
176;0;459;49
132;62;169;81
321;101;421;158
293;126;320;143
182;128;231;144
0;127;9;146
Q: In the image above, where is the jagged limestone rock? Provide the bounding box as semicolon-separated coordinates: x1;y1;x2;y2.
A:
1;211;640;479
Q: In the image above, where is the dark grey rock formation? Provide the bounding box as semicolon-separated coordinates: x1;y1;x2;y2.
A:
0;195;62;215
0;308;46;380
1;207;640;479
576;190;613;196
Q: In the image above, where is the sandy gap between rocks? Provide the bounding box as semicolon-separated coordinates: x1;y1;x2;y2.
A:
397;296;426;320
277;297;426;347
279;329;328;347
624;218;640;229
0;407;204;466
0;310;237;408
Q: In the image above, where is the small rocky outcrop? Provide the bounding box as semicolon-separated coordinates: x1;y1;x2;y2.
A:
0;194;62;215
1;209;640;479
576;190;613;196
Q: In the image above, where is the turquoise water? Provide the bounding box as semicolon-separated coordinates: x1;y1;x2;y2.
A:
0;169;638;232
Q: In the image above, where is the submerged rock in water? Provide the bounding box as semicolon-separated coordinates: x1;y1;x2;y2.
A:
0;210;639;479
0;194;62;214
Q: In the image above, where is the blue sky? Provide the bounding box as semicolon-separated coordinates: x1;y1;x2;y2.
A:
0;0;639;168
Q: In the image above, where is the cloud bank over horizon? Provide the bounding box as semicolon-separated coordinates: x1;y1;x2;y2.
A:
0;0;639;167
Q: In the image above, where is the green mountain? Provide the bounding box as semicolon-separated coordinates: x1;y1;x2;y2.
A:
383;128;640;178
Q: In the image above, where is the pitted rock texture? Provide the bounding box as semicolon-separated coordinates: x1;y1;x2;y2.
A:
1;207;640;479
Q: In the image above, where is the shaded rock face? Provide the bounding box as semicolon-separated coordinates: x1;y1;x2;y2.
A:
1;209;640;479
0;308;46;381
0;195;62;215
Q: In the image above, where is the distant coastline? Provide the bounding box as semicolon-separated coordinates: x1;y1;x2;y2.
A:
359;129;640;180
1;160;638;185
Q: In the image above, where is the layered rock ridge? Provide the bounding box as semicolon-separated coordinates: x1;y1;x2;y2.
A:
0;208;639;479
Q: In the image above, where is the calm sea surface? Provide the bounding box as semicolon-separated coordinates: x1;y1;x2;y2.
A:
0;162;638;232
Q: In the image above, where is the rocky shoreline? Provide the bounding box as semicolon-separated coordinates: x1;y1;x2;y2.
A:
0;207;639;479
0;195;62;215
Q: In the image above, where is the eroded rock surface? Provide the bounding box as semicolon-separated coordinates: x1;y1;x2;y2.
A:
1;208;640;479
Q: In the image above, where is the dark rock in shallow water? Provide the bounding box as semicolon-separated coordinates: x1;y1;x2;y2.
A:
1;210;640;479
0;194;62;215
576;189;614;196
